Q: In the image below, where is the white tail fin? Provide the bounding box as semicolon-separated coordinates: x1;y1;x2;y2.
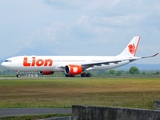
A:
118;36;140;57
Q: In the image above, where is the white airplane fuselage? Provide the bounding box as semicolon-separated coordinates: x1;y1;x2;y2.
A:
1;36;158;77
2;56;132;72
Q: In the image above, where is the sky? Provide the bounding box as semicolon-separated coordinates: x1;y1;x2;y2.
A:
0;0;160;64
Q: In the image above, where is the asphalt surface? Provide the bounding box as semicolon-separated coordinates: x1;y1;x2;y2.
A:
0;108;72;117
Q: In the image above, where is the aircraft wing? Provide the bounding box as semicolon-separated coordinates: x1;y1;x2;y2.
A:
56;53;158;70
81;53;159;68
81;60;123;67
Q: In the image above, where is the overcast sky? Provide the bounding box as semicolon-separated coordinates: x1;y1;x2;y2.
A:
0;0;159;64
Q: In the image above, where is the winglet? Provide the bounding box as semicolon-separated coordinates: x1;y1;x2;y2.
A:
153;53;159;57
141;53;159;59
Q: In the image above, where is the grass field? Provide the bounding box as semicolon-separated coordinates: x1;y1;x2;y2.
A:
0;77;160;109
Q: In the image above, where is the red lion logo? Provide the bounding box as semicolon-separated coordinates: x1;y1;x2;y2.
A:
128;44;136;54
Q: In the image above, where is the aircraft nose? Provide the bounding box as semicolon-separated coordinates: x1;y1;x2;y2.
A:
1;62;7;68
1;62;5;67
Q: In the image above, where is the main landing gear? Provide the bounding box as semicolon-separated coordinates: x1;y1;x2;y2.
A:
81;73;91;77
65;73;91;77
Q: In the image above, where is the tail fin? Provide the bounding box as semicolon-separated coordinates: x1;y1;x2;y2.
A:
118;36;140;57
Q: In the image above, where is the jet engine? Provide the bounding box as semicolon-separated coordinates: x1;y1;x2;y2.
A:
40;70;54;75
64;65;83;76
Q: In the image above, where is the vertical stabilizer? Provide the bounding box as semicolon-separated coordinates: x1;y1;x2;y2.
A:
118;36;140;57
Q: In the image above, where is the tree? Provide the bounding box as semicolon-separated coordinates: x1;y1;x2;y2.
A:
156;71;160;76
129;66;139;75
109;70;115;75
116;71;122;76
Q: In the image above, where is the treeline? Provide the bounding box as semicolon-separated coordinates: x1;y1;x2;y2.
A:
91;66;160;77
0;66;159;77
0;69;16;77
92;70;160;77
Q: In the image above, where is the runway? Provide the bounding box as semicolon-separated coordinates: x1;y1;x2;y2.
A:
0;108;72;117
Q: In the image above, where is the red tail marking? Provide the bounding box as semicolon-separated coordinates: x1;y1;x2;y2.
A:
128;44;136;54
128;36;140;56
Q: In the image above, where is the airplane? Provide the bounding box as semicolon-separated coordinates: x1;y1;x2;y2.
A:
1;36;159;78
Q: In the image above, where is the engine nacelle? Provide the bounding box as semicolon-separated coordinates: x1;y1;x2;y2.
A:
64;65;83;75
40;70;54;75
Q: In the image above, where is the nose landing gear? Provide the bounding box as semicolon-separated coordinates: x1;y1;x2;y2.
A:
16;71;20;78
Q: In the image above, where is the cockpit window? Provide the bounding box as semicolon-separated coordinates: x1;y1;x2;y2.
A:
5;60;12;62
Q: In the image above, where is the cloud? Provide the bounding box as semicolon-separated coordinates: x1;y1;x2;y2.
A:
0;0;159;63
44;0;92;9
25;22;66;48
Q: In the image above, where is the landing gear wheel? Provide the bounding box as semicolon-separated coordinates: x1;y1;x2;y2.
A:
16;74;20;78
86;73;91;77
81;73;91;77
16;71;20;78
81;73;86;77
